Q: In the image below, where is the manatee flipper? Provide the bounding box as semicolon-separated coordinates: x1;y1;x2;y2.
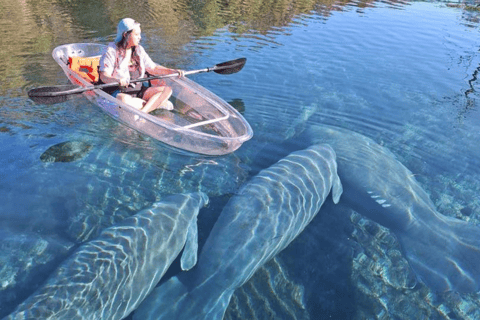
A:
331;170;343;204
397;215;480;293
180;217;199;271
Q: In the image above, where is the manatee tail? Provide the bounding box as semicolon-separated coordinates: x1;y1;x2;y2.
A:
397;213;480;293
133;276;232;320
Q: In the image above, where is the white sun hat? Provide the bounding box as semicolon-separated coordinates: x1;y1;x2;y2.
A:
115;18;140;43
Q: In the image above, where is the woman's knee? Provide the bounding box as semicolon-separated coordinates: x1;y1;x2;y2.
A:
117;93;132;102
117;93;145;110
144;86;169;100
129;98;146;110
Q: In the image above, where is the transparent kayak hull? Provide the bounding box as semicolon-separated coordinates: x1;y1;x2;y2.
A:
52;43;253;156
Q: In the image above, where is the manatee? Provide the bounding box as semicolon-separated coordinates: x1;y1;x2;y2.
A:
306;125;480;293
133;144;342;320
4;192;208;320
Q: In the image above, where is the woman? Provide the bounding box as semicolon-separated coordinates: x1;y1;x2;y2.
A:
99;18;184;113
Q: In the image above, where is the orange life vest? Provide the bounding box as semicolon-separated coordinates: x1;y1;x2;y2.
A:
69;56;100;83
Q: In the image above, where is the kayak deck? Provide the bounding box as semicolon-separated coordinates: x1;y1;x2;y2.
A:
52;43;253;155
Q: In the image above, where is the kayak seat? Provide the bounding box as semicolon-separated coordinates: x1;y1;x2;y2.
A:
68;56;100;83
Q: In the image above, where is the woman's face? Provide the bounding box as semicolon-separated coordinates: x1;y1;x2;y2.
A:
126;26;141;48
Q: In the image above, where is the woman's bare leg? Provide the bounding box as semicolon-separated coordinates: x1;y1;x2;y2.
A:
141;87;173;114
116;93;146;110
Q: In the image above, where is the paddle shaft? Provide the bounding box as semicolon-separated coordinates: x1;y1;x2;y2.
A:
37;70;199;97
29;58;246;98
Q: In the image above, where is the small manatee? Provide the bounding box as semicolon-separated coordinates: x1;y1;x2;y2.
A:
40;141;92;163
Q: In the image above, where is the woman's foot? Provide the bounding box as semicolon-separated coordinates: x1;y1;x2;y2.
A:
145;100;174;114
161;100;174;111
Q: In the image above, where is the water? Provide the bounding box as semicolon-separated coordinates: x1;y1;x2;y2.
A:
2;0;480;318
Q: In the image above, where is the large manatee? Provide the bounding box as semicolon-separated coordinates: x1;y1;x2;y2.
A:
4;192;208;320
307;125;480;293
133;144;343;320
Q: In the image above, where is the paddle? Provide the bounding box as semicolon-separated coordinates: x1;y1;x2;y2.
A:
28;58;247;105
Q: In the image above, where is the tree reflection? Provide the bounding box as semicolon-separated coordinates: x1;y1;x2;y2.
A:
0;0;471;95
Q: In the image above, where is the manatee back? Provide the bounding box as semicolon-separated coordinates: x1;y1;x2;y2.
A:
230;143;343;247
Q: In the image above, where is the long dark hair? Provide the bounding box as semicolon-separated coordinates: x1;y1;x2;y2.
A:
116;29;141;67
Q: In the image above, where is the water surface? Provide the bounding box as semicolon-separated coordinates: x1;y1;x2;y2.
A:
2;0;480;319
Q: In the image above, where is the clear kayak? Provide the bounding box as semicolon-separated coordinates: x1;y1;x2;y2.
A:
51;43;253;156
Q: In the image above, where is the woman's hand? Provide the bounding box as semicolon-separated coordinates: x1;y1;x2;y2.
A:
118;78;129;88
175;69;185;78
99;71;130;87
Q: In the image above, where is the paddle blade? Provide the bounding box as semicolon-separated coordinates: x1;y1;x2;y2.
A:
28;85;80;105
213;58;246;75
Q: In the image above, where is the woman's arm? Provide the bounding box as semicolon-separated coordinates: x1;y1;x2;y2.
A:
99;71;129;87
148;65;184;77
141;46;185;78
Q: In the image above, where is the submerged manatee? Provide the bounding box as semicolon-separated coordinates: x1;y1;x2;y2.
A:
133;144;342;320
4;192;208;320
307;125;480;293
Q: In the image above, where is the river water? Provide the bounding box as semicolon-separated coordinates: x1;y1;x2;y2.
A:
2;0;480;319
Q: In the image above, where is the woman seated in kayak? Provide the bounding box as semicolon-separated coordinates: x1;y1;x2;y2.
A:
99;18;184;113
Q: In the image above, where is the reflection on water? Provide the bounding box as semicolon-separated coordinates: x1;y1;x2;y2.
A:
0;0;420;93
2;0;480;319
